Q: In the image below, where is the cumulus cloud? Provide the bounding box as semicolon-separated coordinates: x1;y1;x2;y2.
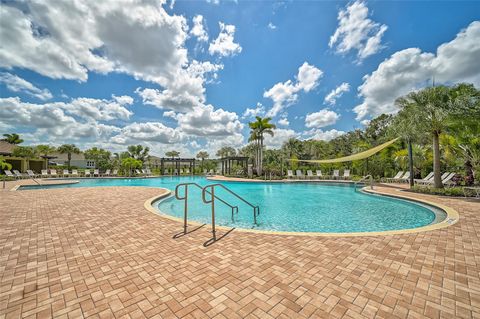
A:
208;22;242;57
305;109;340;128
278;117;289;126
242;103;265;118
324;82;350;105
191;15;208;42
329;0;387;61
264;128;297;149
304;129;346;141
268;22;277;30
354;21;480;120
264;62;323;117
0;72;52;100
111;122;183;145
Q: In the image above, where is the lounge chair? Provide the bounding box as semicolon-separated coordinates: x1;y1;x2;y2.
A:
84;169;91;177
63;169;69;177
27;170;38;178
385;171;403;183
50;169;57;177
415;172;449;185
398;171;410;183
287;170;294;179
112;169;118;176
104;169;111;176
315;170;322;179
418;172;456;187
414;172;434;184
185;169;190;174
203;169;208;175
174;169;178;176
135;169;142;176
5;170;15;179
333;170;340;180
295;170;304;179
71;169;79;177
41;170;49;178
343;169;351;180
93;169;100;177
306;170;314;179
146;168;152;175
13;170;25;179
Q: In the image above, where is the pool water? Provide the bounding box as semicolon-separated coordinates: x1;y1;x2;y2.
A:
20;176;445;233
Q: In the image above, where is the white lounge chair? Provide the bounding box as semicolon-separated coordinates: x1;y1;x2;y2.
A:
50;169;57;177
84;169;91;177
418;172;455;187
104;169;111;176
295;170;304;179
41;169;49;178
333;170;340;180
93;169;100;177
112;169;118;176
315;170;322;179
343;169;350;180
185;169;190;174
146;168;152;175
398;171;410;183
13;170;25;179
135;169;142;176
287;170;294;179
71;170;79;177
385;171;404;183
306;170;314;179
414;172;434;184
27;170;38;178
63;169;69;177
5;170;15;178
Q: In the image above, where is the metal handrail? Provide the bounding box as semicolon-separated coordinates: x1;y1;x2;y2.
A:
175;183;238;235
355;175;374;191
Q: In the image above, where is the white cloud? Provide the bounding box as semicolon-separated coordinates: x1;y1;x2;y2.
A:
264;128;297;149
303;129;346;141
206;0;220;5
169;0;176;9
242;103;265;118
265;62;323;117
61;97;133;121
112;95;134;105
324;82;350;105
329;0;387;61
268;22;277;30
191;15;208;42
278;117;289;126
305;109;340;128
111;122;183;145
0;72;52;100
208;22;242;57
354;21;480;120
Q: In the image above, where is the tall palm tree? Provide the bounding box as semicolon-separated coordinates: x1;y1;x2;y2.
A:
35;145;56;157
57;144;80;169
196;151;209;170
2;133;23;144
248;117;276;175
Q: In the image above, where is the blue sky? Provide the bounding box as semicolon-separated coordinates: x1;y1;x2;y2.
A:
0;0;479;156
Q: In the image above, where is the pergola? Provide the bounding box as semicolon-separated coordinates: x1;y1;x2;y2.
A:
220;156;249;176
160;157;195;175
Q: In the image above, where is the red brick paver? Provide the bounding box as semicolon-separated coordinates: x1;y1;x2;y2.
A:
1;185;479;318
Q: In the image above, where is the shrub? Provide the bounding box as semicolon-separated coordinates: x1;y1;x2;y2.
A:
410;185;467;197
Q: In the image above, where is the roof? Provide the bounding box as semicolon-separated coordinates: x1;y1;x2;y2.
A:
0;141;15;155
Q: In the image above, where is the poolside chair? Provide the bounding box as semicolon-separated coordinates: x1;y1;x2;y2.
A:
306;170;314;179
333;170;340;180
142;169;147;175
180;168;184;175
27;170;38;178
112;169;118;176
146;168;152;175
315;170;322;179
50;169;58;178
93;169;100;177
84;169;91;177
71;169;79;177
63;169;69;177
5;170;15;179
414;172;434;184
287;170;294;179
417;172;455;187
13;170;25;179
295;170;304;179
343;169;351;180
135;169;142;176
173;169;178;176
104;169;111;177
397;171;410;183
185;168;190;174
385;171;404;183
41;170;49;178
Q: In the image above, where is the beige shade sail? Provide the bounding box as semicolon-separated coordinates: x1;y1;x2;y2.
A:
288;138;399;164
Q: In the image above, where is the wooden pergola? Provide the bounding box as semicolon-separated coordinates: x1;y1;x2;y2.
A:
220;156;249;176
159;158;195;175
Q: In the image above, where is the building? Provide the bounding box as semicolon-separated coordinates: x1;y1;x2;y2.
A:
0;141;46;173
50;152;96;169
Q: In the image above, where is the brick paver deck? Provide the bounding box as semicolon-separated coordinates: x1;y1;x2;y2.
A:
1;184;479;318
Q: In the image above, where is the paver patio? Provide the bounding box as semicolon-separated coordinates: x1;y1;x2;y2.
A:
0;183;479;318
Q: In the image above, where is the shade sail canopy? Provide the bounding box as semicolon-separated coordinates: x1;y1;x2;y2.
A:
288;138;399;164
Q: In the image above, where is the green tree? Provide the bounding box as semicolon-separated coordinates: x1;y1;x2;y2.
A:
216;147;236;158
85;147;112;171
12;146;38;170
121;157;143;176
127;145;150;162
196;151;209;170
165;150;180;158
2;133;23;144
248;116;276;175
57;144;81;170
35;145;56;157
0;156;12;171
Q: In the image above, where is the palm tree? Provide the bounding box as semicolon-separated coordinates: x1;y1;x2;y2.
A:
35;145;56;157
165;151;180;158
248;116;276;175
0;156;12;171
57;144;80;169
2;133;23;144
196;151;209;170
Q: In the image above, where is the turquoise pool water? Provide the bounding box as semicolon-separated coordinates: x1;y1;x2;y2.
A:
19;176;445;233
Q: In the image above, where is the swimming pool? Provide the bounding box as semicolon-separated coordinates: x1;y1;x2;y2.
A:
19;176;447;233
